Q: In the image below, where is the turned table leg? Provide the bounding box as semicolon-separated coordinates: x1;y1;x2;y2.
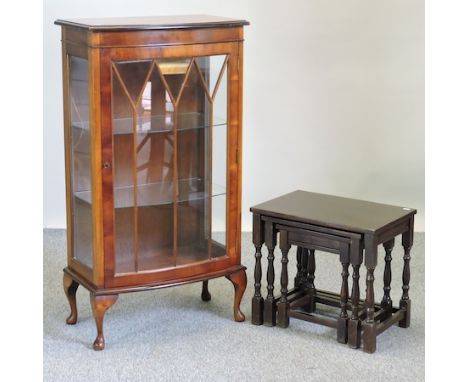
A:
63;272;79;325
251;213;265;325
226;269;247;322
336;243;350;344
300;248;309;287
363;234;378;353
201;280;211;302
348;239;364;349
363;266;376;353
381;238;395;320
294;247;303;288
90;293;118;351
263;221;277;326
303;249;316;313
277;230;291;328
337;259;350;344
348;263;361;348
399;246;412;328
399;219;414;328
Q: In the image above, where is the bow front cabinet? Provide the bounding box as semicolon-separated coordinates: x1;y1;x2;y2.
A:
55;15;248;350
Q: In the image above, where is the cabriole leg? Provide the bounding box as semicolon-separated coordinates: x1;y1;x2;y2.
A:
63;272;79;325
226;269;247;322
90;293;118;351
201;280;211;301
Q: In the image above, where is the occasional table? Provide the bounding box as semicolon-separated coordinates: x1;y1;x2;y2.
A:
250;190;416;353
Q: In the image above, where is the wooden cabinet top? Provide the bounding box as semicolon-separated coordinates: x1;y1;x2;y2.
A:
55;14;249;31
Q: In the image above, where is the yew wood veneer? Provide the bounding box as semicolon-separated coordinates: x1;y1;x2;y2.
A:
56;15;249;350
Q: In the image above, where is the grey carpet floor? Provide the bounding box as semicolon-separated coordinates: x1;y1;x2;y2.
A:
44;230;424;381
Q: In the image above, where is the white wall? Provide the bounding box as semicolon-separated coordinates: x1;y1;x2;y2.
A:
43;0;424;231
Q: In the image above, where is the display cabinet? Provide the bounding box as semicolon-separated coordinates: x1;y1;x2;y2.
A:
55;15;248;350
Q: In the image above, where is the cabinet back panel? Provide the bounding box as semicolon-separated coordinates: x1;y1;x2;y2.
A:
115;204;174;273
113;134;173;188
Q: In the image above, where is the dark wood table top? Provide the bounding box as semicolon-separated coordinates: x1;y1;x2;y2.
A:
250;190;416;234
54;15;249;31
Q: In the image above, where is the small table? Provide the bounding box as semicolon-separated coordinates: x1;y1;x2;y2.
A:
250;190;416;353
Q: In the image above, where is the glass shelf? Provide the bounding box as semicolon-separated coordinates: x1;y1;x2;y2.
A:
115;240;227;274
75;177;226;208
71;112;226;135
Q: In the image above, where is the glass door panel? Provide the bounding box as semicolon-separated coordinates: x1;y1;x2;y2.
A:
111;54;229;275
112;66;136;273
69;56;93;269
112;60;175;273
136;66;175;271
176;61;211;265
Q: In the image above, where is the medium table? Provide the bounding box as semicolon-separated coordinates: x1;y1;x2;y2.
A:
250;190;416;353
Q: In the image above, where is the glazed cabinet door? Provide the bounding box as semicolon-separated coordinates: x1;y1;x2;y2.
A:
66;54;94;277
104;44;240;285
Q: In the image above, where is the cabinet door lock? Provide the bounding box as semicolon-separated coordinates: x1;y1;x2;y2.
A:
103;161;111;169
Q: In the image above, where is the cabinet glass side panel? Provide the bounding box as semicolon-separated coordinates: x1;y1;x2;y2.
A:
69;56;93;269
209;56;228;251
111;55;228;275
